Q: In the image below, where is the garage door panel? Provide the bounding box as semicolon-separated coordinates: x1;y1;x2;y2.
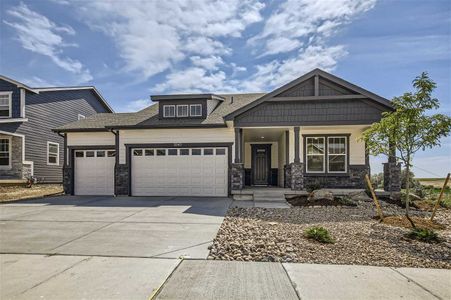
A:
132;147;228;197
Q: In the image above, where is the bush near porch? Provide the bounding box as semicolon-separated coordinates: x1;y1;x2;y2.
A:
208;199;450;269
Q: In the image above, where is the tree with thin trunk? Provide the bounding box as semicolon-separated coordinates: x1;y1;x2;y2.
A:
361;72;451;221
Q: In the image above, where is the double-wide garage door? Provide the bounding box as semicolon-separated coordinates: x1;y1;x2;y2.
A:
131;147;228;197
74;150;115;195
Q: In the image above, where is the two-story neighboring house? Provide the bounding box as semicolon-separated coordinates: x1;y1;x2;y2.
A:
0;75;113;183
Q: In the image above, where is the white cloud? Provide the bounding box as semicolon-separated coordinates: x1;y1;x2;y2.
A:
125;98;152;112
4;3;92;82
250;0;376;56
20;76;54;87
153;67;237;94
69;0;264;80
190;56;224;71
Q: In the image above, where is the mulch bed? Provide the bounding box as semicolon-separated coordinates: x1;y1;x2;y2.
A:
381;215;446;230
0;184;63;202
208;201;451;269
286;196;348;207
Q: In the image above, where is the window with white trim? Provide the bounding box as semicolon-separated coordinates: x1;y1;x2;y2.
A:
0;137;11;168
163;105;175;117
47;142;59;165
78;114;86;120
306;137;325;173
0;92;12;118
328;137;347;173
190;104;202;117
177;105;189;117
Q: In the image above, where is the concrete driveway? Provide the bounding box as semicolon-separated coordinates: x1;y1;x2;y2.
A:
0;195;231;258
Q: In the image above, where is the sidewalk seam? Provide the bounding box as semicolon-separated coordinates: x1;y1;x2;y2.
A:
390;267;442;300
281;263;302;300
149;258;184;300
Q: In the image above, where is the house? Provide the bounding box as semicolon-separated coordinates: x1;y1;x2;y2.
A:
0;75;113;183
54;69;401;196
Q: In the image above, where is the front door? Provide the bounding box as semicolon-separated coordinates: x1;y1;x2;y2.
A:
251;144;271;185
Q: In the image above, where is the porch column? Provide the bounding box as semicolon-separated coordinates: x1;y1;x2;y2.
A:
231;127;244;190
383;141;401;192
284;130;291;188
294;126;300;163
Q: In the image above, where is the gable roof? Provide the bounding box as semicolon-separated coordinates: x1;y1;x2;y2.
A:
224;68;393;120
54;93;265;132
0;74;114;113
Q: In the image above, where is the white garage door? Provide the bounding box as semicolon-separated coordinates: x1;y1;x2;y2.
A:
74;150;115;195
132;147;228;197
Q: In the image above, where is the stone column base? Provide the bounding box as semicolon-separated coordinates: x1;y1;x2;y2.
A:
290;162;304;190
284;164;292;188
384;162;401;192
63;167;73;195
231;163;245;190
115;164;129;195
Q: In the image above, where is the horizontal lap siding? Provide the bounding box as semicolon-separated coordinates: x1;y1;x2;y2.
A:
0;89;110;182
119;128;234;164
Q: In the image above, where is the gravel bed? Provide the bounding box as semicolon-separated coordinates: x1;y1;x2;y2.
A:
208;201;451;269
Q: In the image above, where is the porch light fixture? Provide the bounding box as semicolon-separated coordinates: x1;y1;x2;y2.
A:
260;136;265;139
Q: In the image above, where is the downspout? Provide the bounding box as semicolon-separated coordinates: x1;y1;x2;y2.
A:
110;129;119;196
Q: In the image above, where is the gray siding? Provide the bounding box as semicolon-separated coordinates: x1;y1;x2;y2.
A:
235;99;385;127
0;89;110;182
0;79;21;118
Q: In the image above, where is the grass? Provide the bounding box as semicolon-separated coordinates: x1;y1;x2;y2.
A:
407;228;440;243
304;226;335;244
0;184;63;202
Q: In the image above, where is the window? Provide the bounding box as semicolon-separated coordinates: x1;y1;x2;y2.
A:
180;149;189;155
204;148;213;155
216;148;226;155
75;151;84;158
191;149;201;155
177;105;189;117
47;142;59;165
163;105;175;117
328;137;347;173
78;114;86;120
168;149;178;155
107;150;116;157
0;92;12;118
156;149;166;156
133;149;143;156
144;149;154;156
86;151;95;157
190;104;202;117
96;150;105;157
0;138;11;168
306;137;325;173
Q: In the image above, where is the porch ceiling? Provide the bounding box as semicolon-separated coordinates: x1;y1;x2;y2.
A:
243;128;287;142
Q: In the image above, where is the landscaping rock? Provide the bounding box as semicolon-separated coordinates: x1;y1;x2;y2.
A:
308;190;334;202
348;190;371;202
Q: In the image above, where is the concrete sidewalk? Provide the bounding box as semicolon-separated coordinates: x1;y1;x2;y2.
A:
2;254;449;300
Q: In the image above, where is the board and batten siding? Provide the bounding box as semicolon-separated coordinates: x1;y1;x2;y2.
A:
0;87;110;182
0;79;21;118
118;127;235;164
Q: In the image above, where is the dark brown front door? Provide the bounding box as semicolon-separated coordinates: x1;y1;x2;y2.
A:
251;144;271;185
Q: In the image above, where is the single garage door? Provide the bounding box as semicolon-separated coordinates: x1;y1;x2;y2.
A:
132;147;228;196
74;150;115;195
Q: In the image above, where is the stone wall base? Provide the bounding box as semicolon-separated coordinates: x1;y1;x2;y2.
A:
63;167;73;194
303;165;368;189
231;163;244;190
0;136;23;179
384;162;401;192
115;164;129;195
290;162;304;190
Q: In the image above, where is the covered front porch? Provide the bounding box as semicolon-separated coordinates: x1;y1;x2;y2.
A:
231;125;400;193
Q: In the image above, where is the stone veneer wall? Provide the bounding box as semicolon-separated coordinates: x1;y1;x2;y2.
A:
290;162;304;190
231;163;244;190
0;136;23;179
303;165;368;189
383;162;401;192
63;167;73;194
284;164;292;188
115;164;129;195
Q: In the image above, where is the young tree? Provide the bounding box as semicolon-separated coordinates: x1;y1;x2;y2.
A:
362;72;451;220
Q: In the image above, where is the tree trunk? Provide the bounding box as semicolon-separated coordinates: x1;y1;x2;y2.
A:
405;161;415;228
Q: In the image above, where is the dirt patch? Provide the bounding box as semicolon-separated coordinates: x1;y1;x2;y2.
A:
382;215;446;230
0;184;63;202
209;201;451;269
287;195;356;207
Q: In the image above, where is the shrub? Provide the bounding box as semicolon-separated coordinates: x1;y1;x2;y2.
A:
407;228;440;243
335;196;358;206
306;183;321;193
304;226;335;244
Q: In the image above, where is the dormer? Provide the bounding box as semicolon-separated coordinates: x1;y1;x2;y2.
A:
151;94;224;119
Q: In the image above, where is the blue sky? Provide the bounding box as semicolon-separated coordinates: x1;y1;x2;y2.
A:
1;0;450;177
